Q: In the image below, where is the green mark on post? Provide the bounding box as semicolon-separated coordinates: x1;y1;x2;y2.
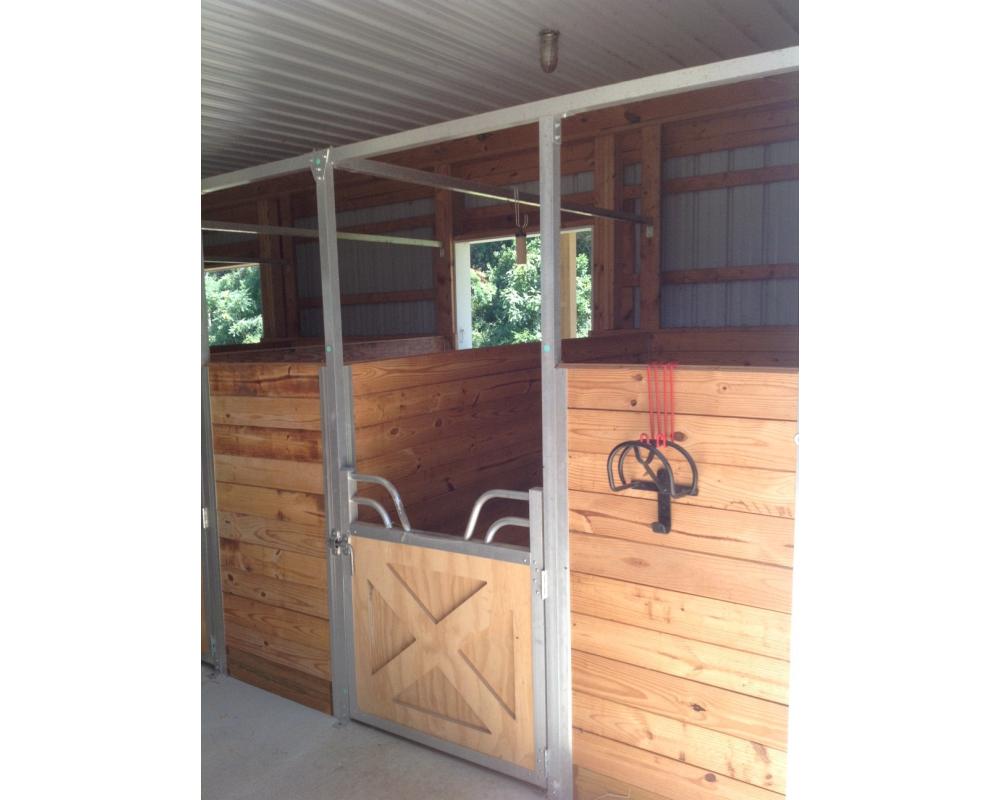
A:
326;345;332;352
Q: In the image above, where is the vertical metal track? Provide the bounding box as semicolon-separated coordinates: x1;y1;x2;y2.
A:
201;242;226;672
313;149;355;722
539;115;574;799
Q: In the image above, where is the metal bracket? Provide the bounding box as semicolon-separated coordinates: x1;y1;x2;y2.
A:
310;148;332;182
202;507;209;530
540;569;550;601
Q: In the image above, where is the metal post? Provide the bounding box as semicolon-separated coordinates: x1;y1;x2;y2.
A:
539;115;573;799
313;149;355;723
201;241;226;672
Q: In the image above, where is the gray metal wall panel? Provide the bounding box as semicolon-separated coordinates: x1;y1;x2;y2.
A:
694;188;728;268
294;208;436;338
661;141;798;328
342;300;435;337
623;163;642;186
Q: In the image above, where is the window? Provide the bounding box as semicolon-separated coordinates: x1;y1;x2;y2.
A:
455;230;592;349
203;264;264;346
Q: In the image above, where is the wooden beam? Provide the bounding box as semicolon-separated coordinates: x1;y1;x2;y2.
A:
300;289;437;308
257;198;286;340
662;264;798;285
592;135;616;333
561;231;578;339
433;164;455;345
639;125;662;330
665;164;797;194
278;194;299;338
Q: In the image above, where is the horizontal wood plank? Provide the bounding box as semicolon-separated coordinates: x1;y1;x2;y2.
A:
663;264;798;285
574;766;673;800
574;691;785;792
223;594;329;650
216;483;324;529
569;491;794;567
209;362;320;398
665;165;797;194
218;511;326;557
219;538;327;590
214;454;324;495
222;568;328;618
570;452;797;518
567;366;798;421
351;343;539;394
572;572;790;659
211;395;321;430
225;617;330;681
569;409;797;471
571;532;792;613
213;424;323;463
573;613;788;703
227;647;332;714
574;729;783;800
353;367;540;428
573;651;788;750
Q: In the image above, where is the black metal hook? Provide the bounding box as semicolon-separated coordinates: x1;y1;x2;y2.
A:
606;439;698;533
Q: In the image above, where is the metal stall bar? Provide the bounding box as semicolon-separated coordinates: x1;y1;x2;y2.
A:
538;114;573;799
313;148;356;723
201;219;442;248
335;158;650;226
200;241;226;672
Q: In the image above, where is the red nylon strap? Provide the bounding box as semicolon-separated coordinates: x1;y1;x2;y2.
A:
646;363;656;443
667;361;676;442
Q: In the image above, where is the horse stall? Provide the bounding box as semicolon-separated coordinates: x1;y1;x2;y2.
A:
201;49;800;799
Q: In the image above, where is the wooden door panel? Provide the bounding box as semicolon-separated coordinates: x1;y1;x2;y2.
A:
351;537;536;770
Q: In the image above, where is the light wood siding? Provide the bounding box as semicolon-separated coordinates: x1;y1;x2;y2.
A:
351;343;543;539
568;364;796;799
208;361;332;713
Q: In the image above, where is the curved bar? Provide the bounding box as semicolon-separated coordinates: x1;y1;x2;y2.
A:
484;516;530;544
351;472;412;532
463;488;530;541
354;496;392;528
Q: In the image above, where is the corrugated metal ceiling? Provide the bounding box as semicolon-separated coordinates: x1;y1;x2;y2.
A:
202;0;798;177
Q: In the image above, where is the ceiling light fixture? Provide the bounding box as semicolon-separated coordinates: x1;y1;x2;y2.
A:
539;29;560;73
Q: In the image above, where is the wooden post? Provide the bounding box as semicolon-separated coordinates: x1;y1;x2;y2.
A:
592;134;616;332
433;164;456;346
639;124;663;330
613;132;635;329
278;193;299;339
256;198;286;340
560;231;577;339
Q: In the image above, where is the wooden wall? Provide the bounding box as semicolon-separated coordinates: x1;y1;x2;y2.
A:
351;343;543;538
208;361;332;713
566;364;797;800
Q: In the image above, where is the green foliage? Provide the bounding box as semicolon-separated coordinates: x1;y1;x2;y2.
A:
204;265;263;346
470;231;592;348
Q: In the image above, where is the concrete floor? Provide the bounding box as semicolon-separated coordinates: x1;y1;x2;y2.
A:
202;665;545;800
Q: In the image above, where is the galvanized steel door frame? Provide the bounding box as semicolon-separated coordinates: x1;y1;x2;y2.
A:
201;242;226;671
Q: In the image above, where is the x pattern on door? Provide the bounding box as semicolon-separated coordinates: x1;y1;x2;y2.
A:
351;537;536;770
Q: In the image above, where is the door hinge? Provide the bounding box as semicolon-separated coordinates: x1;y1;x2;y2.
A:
540;569;550;600
202;507;209;530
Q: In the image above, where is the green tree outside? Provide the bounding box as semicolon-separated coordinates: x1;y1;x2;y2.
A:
470;231;592;348
203;265;263;346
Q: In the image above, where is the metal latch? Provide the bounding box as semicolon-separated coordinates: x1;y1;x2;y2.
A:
540;569;550;600
329;530;354;575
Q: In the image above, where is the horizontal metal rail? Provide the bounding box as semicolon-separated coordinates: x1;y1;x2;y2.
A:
201;220;442;248
351;520;529;565
463;489;530;541
484;516;530;544
335;158;651;225
352;472;412;532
